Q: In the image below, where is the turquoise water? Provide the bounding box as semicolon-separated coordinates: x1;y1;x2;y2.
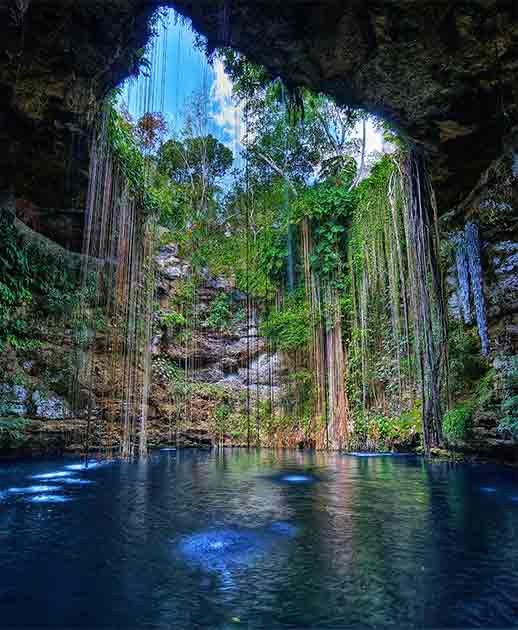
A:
1;449;518;628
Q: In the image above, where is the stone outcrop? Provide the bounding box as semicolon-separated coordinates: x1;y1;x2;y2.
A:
0;238;281;452
3;1;518;219
445;140;518;455
149;244;281;446
1;1;518;455
446;142;518;354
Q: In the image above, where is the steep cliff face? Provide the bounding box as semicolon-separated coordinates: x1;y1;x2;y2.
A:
446;141;518;354
2;1;518;218
444;139;518;455
0;239;280;452
0;0;157;249
1;1;518;455
149;244;281;447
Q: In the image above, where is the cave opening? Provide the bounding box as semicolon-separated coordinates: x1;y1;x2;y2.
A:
1;4;518;629
1;2;516;457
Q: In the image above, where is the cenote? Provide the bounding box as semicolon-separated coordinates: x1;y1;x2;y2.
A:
2;449;518;629
1;3;518;629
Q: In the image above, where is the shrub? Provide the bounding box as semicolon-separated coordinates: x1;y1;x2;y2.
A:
0;417;30;449
160;310;187;331
443;403;472;443
498;357;518;438
260;296;310;351
350;405;421;451
204;293;233;331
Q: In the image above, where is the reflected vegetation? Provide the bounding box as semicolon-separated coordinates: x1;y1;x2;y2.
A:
1;450;518;629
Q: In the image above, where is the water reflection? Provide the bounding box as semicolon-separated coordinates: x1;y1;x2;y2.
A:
1;450;518;629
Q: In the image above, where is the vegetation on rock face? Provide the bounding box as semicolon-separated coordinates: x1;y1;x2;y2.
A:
260;295;310;352
442;371;494;444
0;417;30;450
1;35;509;455
443;404;473;444
498;358;518;438
0;212;87;352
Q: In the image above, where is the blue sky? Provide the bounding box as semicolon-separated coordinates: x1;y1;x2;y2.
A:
121;10;242;152
121;8;381;164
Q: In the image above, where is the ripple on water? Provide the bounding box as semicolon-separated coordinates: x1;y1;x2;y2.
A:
7;485;62;494
180;529;262;571
349;452;396;457
180;523;297;573
31;471;74;480
60;478;94;485
29;494;70;504
269;521;299;538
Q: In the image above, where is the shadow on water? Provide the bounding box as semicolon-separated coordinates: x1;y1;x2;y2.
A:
1;449;518;628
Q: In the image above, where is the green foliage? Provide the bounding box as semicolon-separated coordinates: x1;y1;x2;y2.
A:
158;135;233;184
213;399;232;436
219;49;273;101
204;293;233;332
293;180;355;280
159;310;187;332
443;370;495;443
0;213;86;351
351;404;421;452
153;356;182;382
348;155;396;274
260;295;310;351
498;357;518;438
0;417;30;449
443;403;473;443
448;322;488;396
106;104;168;216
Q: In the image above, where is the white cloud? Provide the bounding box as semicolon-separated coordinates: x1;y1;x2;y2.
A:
210;59;245;154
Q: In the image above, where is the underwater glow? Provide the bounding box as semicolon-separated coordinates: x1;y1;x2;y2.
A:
60;478;94;485
280;474;315;484
29;494;70;503
32;471;74;480
269;521;299;538
180;522;298;572
7;485;62;494
480;487;497;493
180;528;262;571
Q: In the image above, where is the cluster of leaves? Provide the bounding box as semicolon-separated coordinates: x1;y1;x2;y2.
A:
498;357;518;438
260;294;310;351
0;213;86;351
351;405;421;452
203;293;234;332
159;310;187;332
448;322;488;397
293;178;356;280
0;417;30;450
153;356;182;382
443;371;494;444
443;403;473;443
106;105;167;215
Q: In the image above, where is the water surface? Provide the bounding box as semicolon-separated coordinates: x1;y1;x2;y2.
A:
1;449;518;629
